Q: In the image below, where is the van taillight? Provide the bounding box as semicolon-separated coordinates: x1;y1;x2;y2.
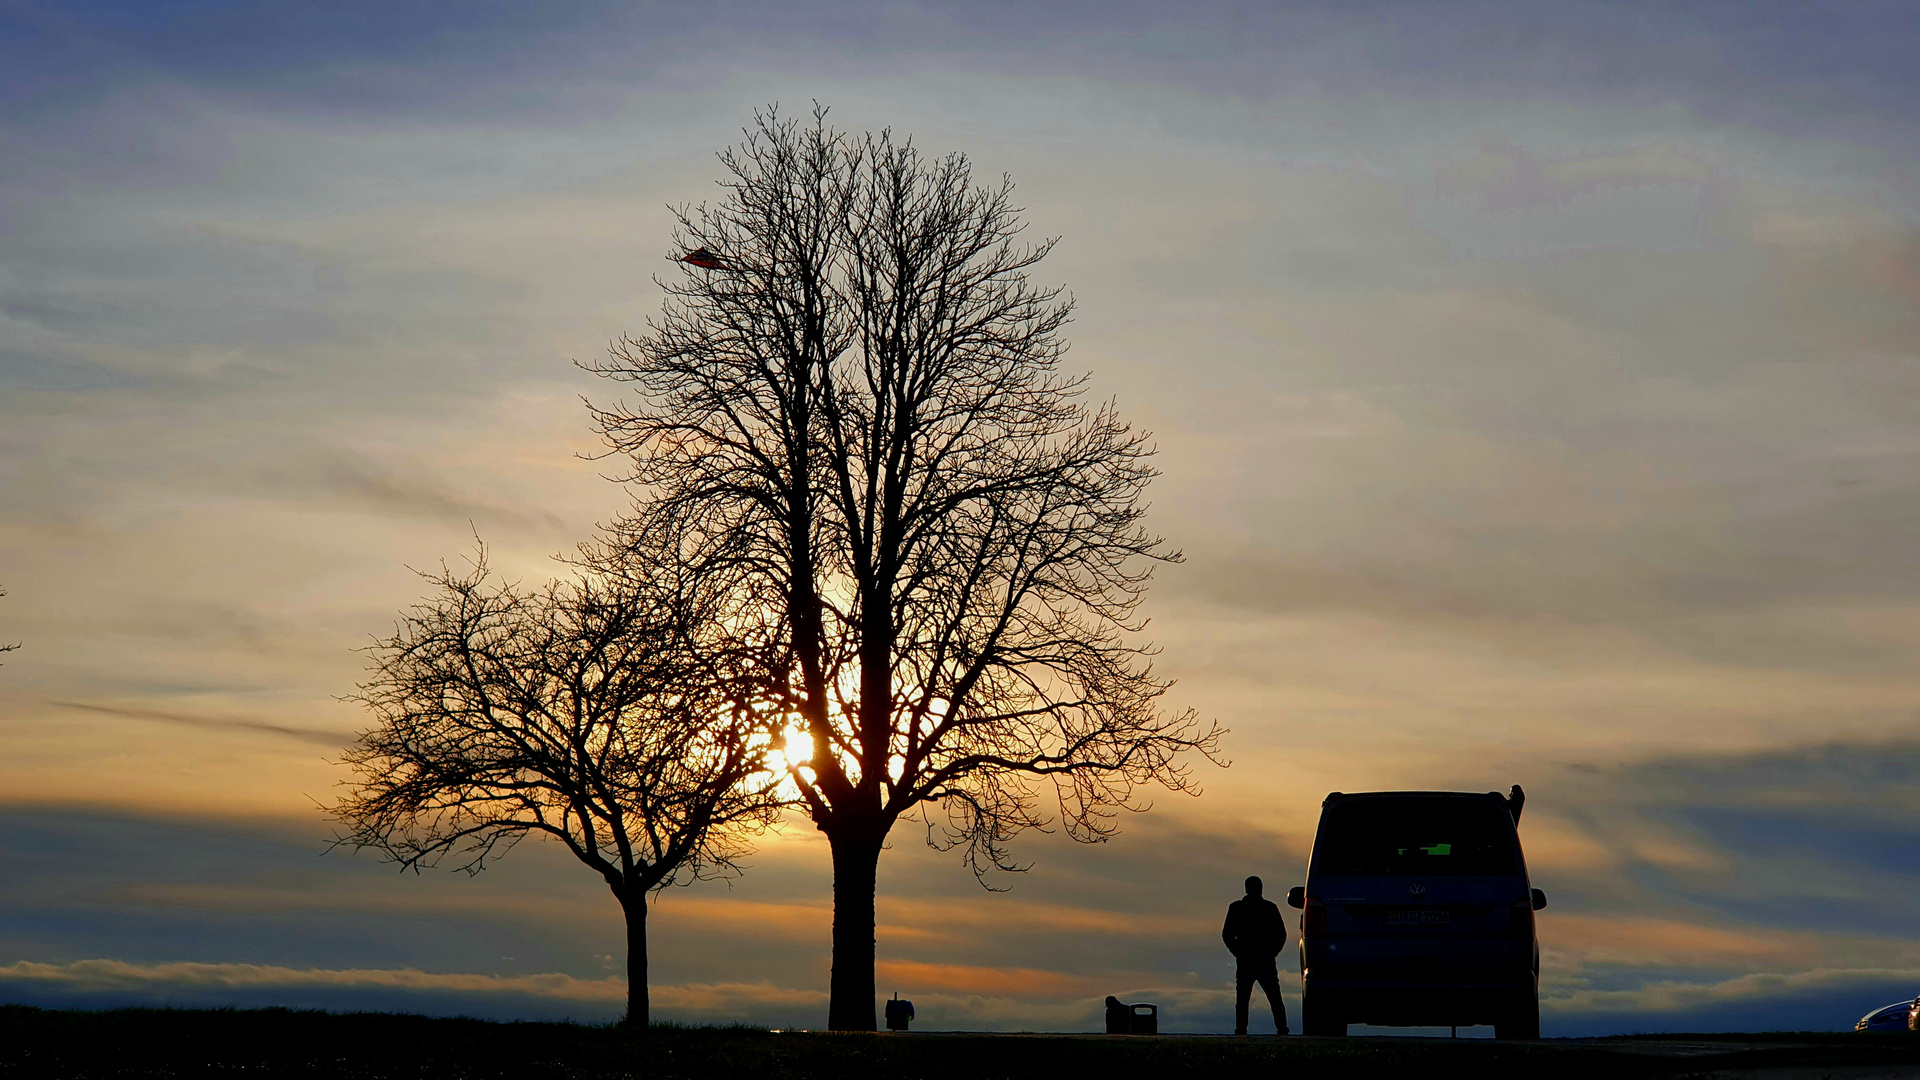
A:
1510;897;1535;941
1302;897;1327;935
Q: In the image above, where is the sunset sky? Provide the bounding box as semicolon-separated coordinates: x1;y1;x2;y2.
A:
4;0;1919;1035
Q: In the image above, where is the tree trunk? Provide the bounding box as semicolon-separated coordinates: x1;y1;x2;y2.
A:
826;824;885;1031
622;890;649;1027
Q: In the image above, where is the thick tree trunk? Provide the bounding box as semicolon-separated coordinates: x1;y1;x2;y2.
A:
826;824;885;1031
622;891;649;1027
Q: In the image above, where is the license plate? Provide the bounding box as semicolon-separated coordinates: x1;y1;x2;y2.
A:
1386;909;1450;925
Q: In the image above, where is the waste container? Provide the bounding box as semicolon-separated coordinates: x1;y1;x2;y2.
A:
884;993;914;1031
1104;997;1158;1034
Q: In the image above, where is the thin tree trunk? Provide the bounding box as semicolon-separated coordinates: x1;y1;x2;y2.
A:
827;824;884;1031
622;890;649;1027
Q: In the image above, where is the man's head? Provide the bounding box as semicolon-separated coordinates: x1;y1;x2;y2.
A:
1245;875;1263;897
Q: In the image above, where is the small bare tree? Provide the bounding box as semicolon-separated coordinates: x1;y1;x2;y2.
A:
588;106;1224;1030
330;548;783;1026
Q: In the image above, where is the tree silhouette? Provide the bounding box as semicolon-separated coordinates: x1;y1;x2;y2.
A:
587;106;1223;1030
330;548;783;1026
0;586;17;663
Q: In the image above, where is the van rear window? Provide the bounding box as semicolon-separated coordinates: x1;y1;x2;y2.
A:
1314;800;1517;876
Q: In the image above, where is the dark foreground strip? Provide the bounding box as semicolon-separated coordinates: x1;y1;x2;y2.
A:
3;1006;1917;1079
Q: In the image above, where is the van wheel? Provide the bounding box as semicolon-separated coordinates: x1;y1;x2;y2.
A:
1495;992;1539;1040
1301;993;1345;1037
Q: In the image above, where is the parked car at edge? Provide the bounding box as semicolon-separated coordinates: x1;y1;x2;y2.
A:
1855;999;1917;1032
1287;786;1545;1039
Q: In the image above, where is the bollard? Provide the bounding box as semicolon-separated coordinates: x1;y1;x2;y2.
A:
1105;996;1129;1034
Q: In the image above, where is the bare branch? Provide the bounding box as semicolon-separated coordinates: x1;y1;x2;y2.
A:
0;585;18;663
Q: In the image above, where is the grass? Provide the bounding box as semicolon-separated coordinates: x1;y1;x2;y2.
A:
3;1005;1917;1079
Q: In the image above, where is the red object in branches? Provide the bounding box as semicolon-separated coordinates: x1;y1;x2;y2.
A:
679;248;730;270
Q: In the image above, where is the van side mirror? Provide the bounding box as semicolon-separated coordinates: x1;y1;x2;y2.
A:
1531;888;1547;911
1286;887;1305;909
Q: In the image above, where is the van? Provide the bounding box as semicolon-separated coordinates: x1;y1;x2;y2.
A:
1286;786;1545;1038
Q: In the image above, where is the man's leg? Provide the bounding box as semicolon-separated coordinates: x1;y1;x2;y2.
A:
1234;959;1254;1035
1257;961;1288;1034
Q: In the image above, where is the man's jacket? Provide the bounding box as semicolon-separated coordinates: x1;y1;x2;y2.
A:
1222;895;1286;959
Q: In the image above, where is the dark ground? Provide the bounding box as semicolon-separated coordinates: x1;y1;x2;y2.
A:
4;1006;1918;1079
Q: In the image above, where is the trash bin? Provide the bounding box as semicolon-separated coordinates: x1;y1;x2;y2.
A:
884;993;914;1031
1104;996;1158;1034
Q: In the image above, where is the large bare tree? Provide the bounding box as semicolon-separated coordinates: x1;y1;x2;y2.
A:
588;107;1223;1030
330;549;783;1026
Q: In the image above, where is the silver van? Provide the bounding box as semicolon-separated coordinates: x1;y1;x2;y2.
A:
1286;786;1545;1038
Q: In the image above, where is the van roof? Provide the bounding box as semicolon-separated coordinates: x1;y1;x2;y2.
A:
1321;790;1511;806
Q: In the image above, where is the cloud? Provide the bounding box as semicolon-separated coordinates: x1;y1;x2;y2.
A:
1435;141;1717;215
107;881;603;925
0;958;625;1001
0;957;836;1024
258;452;570;534
646;898;832;942
651;980;829;1015
49;700;350;747
1546;966;1920;1016
877;896;1214;945
1543;915;1798;967
872;961;1098;999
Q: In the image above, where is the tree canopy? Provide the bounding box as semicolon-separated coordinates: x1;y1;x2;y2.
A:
588;106;1222;1029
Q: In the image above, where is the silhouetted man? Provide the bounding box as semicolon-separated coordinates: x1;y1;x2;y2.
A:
1222;875;1288;1035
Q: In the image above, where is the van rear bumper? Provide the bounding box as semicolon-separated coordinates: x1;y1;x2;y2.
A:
1303;976;1535;1026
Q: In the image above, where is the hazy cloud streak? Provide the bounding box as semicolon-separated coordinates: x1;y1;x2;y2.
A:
49;701;352;747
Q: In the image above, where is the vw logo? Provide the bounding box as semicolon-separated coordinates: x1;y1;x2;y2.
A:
1408;883;1427;897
